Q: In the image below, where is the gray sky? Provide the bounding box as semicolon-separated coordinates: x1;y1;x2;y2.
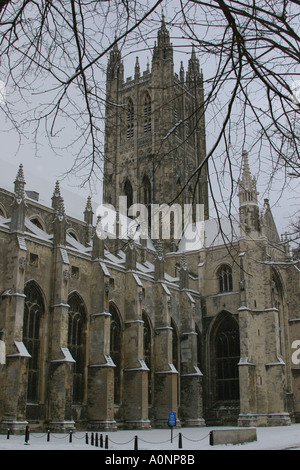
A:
0;1;299;238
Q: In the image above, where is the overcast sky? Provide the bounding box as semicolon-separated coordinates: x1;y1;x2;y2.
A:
0;1;299;237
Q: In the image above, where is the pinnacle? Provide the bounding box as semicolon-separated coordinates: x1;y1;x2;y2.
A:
53;180;61;197
14;163;26;201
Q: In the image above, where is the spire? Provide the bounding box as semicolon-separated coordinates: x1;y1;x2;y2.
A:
187;45;200;86
152;14;173;64
52;180;61;210
107;37;123;80
84;196;94;226
11;164;27;233
134;56;140;80
238;150;260;234
14;164;26;203
56;195;65;222
180;61;185;82
241;150;252;188
238;150;259;205
52;187;67;245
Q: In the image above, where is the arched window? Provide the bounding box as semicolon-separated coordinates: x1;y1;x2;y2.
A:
110;304;122;405
143;93;151;133
143;312;152;404
218;265;233;292
126;99;134;139
67;230;79;242
23;282;44;402
124;180;133;212
141;175;151;207
215;314;240;401
67;293;86;404
30;217;45;231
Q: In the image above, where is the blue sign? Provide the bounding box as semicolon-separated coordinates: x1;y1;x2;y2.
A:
168;411;176;426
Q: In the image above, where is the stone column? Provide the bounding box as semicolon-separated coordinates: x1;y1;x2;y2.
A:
237;242;291;426
0;241;29;433
0;165;30;434
47;191;75;432
122;242;150;429
237;306;258;427
180;301;205;426
153;280;178;427
87;247;117;431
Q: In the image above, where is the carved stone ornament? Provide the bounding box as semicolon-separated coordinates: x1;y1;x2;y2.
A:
19;256;26;271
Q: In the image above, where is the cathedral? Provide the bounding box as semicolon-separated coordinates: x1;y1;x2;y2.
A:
0;19;300;433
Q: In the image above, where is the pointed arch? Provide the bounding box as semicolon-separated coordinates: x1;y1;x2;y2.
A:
23;280;45;402
141;175;152;207
126;98;134;139
210;312;240;402
67;228;80;242
143;92;152;133
29;215;46;232
67;291;87;404
217;264;233;293
124;179;133;211
109;302;122;405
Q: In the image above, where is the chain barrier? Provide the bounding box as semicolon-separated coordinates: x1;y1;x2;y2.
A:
4;426;209;449
183;433;210;442
108;437;135;445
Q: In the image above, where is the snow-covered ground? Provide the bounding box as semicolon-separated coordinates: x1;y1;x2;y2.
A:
1;424;300;451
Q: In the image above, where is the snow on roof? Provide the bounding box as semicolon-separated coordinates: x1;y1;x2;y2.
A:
25;218;52;242
66;234;90;254
0;159;99;221
178;216;240;251
0;215;10;229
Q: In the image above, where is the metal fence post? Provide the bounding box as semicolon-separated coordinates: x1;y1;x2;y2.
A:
178;432;182;449
25;425;30;444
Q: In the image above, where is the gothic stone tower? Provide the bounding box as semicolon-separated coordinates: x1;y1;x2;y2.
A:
103;17;209;236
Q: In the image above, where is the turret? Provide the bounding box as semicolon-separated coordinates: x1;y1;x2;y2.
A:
106;39;123;82
52;184;67;246
186;45;201;87
238;150;260;234
52;180;61;211
10;164;26;233
152;15;173;70
84;196;94;226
